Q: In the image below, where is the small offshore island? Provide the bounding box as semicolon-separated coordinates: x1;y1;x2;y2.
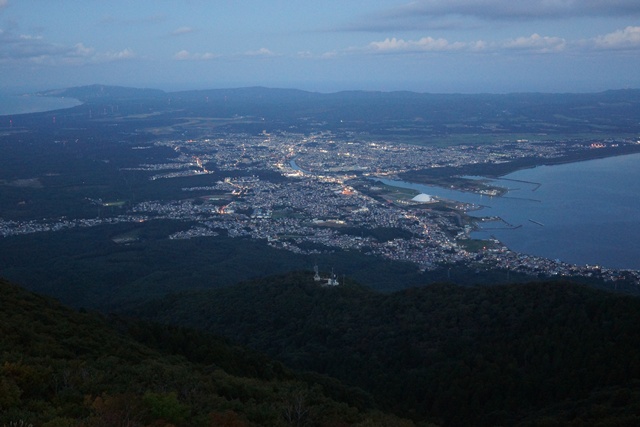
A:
2;85;640;303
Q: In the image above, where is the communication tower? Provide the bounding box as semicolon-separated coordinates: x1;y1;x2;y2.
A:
313;264;321;282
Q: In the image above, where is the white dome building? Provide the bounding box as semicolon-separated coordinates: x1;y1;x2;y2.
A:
412;193;434;203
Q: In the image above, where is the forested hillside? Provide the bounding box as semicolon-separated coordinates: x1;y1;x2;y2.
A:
0;278;413;426
3;270;640;425
134;273;640;426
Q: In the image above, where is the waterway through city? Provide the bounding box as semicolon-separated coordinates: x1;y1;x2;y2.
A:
379;152;640;270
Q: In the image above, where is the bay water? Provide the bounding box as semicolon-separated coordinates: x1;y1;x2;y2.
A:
0;93;81;116
379;152;640;270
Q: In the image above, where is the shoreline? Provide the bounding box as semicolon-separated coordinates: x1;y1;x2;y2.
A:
486;144;640;179
398;143;640;196
384;151;640;271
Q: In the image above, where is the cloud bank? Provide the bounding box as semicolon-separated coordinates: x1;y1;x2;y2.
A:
345;0;640;32
355;27;640;56
503;34;567;53
170;27;195;36
593;26;640;50
367;37;467;53
173;50;217;61
388;0;640;21
0;29;134;65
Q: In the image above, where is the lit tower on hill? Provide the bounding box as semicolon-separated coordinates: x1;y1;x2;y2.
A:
313;264;339;286
326;268;339;286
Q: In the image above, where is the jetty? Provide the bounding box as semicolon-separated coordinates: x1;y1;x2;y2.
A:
499;178;542;192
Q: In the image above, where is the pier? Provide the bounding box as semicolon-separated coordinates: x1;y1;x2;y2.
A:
498;177;542;192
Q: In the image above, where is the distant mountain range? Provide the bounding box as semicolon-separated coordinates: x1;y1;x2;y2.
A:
37;84;640;135
40;83;640;102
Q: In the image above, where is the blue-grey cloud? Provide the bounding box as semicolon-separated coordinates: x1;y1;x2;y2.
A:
173;49;217;60
351;26;640;56
170;26;195;36
364;36;470;53
94;48;136;62
172;47;278;61
388;0;640;21
339;15;469;32
0;29;69;62
0;28;134;65
592;26;640;50
345;0;640;32
503;34;567;53
355;33;571;55
243;47;277;57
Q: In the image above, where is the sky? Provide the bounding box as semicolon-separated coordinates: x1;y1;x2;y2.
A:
1;0;640;93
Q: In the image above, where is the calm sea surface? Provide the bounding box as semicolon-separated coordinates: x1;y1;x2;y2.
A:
380;152;640;270
0;94;81;115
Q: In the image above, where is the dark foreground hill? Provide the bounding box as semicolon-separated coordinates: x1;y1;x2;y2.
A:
0;278;413;426
134;273;640;426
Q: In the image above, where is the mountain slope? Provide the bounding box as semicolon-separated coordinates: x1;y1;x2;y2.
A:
0;277;413;426
133;273;640;426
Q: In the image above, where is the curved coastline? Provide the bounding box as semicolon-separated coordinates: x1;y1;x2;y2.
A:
486;144;640;179
380;151;640;270
478;153;640;271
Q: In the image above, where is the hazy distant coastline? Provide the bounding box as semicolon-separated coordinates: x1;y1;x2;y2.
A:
0;94;82;116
